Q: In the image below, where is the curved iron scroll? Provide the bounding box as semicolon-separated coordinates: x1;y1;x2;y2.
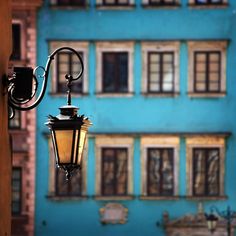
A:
7;47;84;118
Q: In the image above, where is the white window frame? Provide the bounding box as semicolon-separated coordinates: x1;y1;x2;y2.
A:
188;41;227;97
186;136;226;199
50;41;89;96
48;137;88;199
140;136;180;199
95;135;134;199
141;42;180;97
96;42;134;97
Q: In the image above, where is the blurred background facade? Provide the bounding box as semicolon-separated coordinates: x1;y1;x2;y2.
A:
9;0;236;235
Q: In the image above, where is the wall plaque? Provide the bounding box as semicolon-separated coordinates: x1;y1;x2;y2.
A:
100;203;128;224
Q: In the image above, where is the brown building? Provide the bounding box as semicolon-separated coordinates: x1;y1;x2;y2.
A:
10;1;42;235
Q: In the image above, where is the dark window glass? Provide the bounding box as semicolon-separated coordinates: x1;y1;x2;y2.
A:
148;0;177;6
102;52;128;93
56;51;83;93
102;0;130;6
12;168;22;215
195;0;223;5
9;110;21;129
147;148;174;196
101;148;128;196
148;52;175;93
55;168;82;196
57;0;86;6
11;24;21;60
193;148;220;196
194;51;221;93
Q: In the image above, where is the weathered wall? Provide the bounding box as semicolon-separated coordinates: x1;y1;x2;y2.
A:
0;1;12;236
36;1;236;236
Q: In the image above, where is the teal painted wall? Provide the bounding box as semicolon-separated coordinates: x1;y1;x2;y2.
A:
36;0;236;235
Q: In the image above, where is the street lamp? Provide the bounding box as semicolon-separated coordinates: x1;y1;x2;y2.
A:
4;47;92;179
205;206;236;236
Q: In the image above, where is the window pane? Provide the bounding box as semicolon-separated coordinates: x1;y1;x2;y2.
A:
193;148;220;196
57;0;86;6
147;148;174;196
207;150;219;195
149;0;176;5
11;24;21;60
9;110;21;129
56;168;82;196
12;168;22;215
103;53;128;93
57;52;83;93
148;52;174;93
194;51;221;93
193;150;206;195
101;148;128;196
161;149;174;195
195;0;222;4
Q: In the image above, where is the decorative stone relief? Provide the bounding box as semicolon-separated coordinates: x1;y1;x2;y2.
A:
100;203;128;224
163;203;235;236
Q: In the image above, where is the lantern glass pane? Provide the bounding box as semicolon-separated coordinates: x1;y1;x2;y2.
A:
207;220;217;232
55;130;73;164
77;129;87;165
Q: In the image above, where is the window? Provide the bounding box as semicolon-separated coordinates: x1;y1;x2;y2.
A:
194;51;221;93
101;148;128;196
189;0;227;6
12;168;22;215
56;51;83;93
188;41;227;97
192;148;220;196
147;148;174;196
51;0;86;7
142;0;180;7
102;52;128;93
96;0;134;7
95;136;133;199
148;52;175;93
195;0;223;4
96;42;134;96
102;0;130;6
142;42;180;96
50;41;88;95
55;168;83;196
48;137;87;198
11;23;21;60
141;136;179;199
186;136;226;198
9;110;21;129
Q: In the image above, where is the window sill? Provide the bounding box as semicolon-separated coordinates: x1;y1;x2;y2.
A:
94;195;134;201
96;92;134;98
49;92;89;97
140;195;179;200
142;92;180;97
96;4;136;10
186;195;227;201
188;92;226;98
141;3;181;9
46;195;88;201
188;3;228;9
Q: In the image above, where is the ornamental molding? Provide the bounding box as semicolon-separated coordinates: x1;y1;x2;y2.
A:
100;203;128;224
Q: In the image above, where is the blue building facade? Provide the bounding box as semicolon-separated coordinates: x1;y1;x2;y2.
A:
36;0;236;235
